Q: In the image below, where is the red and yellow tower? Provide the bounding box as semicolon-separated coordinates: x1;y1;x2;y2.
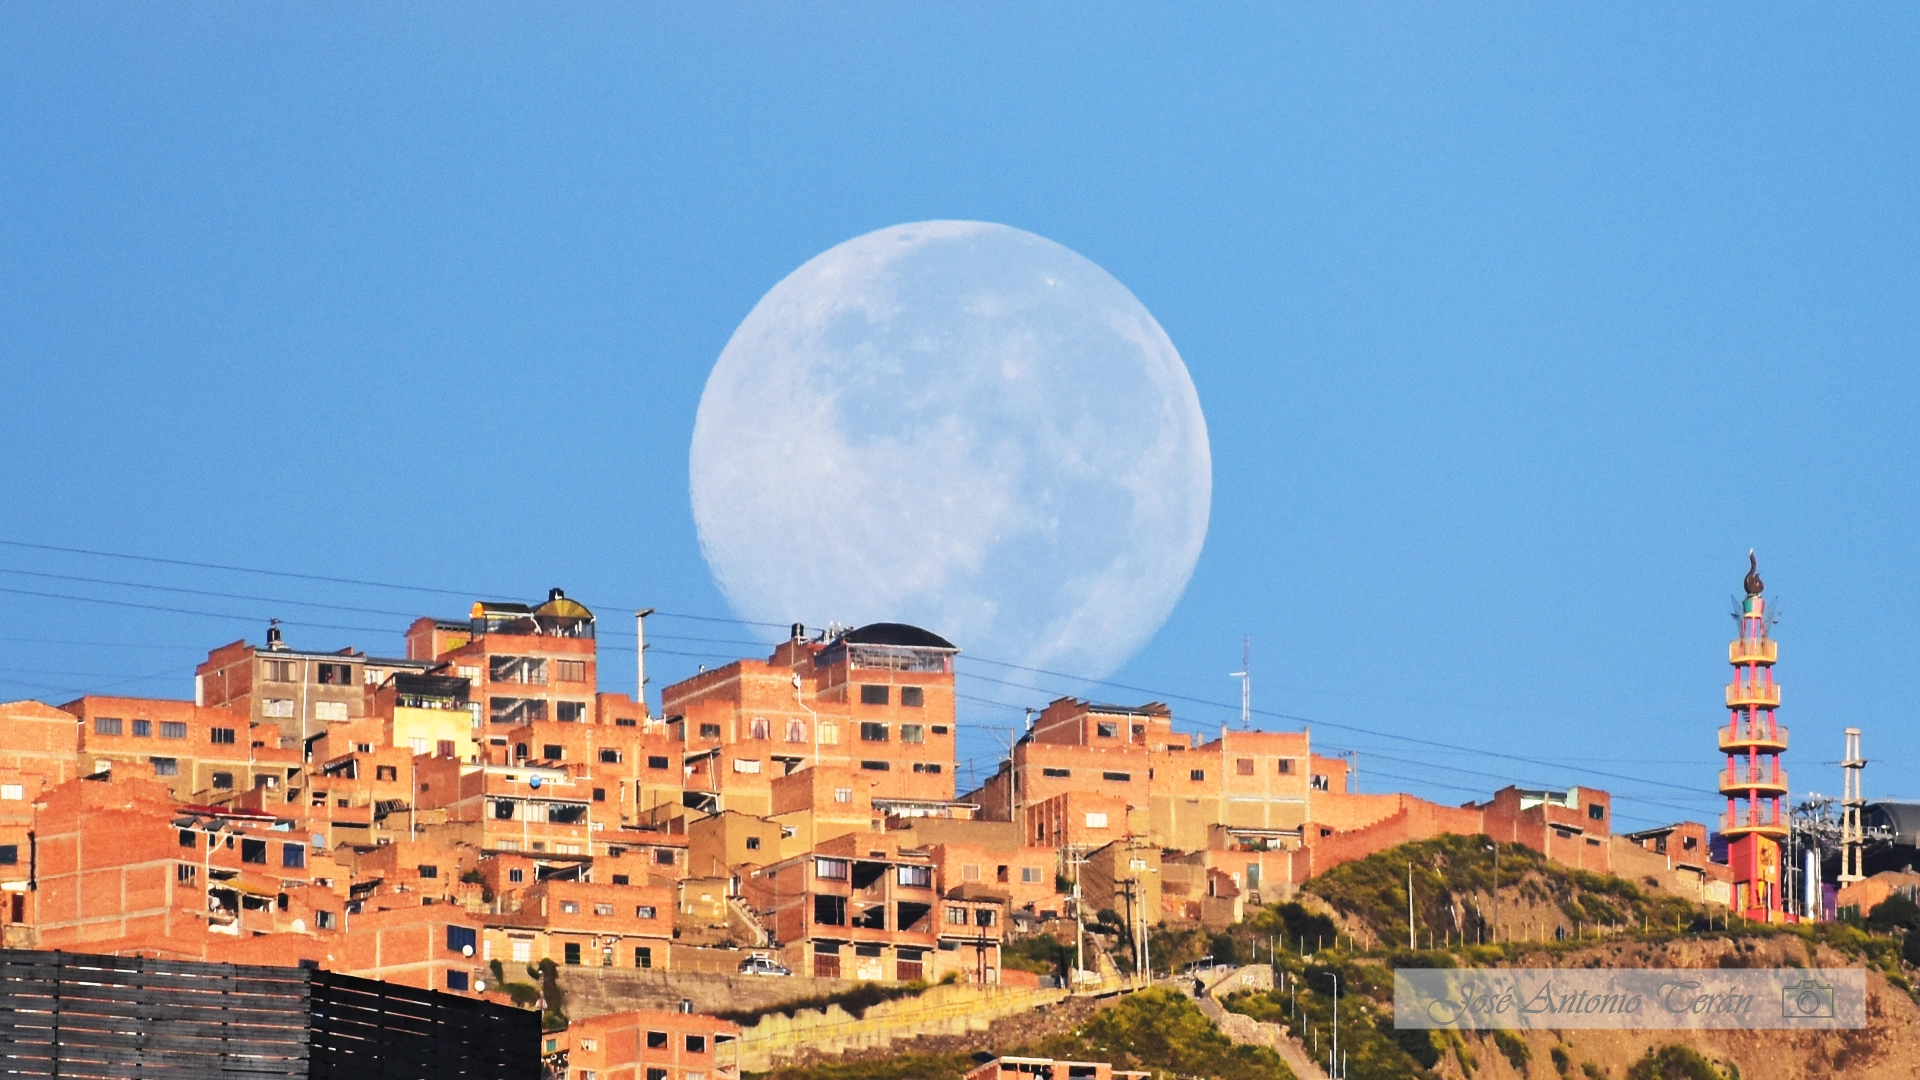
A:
1720;551;1793;922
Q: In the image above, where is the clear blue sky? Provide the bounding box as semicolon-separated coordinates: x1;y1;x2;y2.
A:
3;7;1916;832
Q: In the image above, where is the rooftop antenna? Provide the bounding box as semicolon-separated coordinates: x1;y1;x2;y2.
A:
1230;634;1251;730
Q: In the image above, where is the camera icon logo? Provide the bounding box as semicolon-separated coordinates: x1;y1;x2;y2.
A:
1781;978;1836;1020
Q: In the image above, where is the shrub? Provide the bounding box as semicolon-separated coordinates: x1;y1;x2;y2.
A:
1492;1029;1529;1071
1867;895;1920;934
1623;1045;1728;1080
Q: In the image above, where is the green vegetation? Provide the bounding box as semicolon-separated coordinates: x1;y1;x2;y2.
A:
1623;1045;1730;1080
536;958;568;1032
1002;934;1073;978
1030;987;1295;1080
714;981;934;1026
1307;835;1696;948
1490;1028;1529;1071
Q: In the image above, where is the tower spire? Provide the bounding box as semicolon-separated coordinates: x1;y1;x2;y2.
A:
1720;551;1792;923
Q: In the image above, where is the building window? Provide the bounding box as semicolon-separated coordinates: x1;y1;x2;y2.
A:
815;857;850;881
1021;867;1043;883
263;660;295;682
745;836;761;851
686;1035;707;1054
314;701;348;722
698;722;722;739
209;727;235;744
1102;771;1130;782
860;722;888;742
490;656;547;685
635;905;657;919
438;740;456;759
543;744;564;761
974;909;996;927
654;849;676;865
1084;812;1108;828
749;717;770;739
594;903;614;916
564;943;581;965
1278;759;1294;775
555;660;586;683
132;719;151;737
785;719;807;742
556;701;587;723
900;724;924;744
316;910;335;929
0;785;21;801
283;844;306;869
931;725;948;735
151;757;179;777
615;717;637;728
1042;767;1072;778
489;697;548;725
176;862;194;882
446;970;468;991
593;788;606;802
817;721;841;745
860;761;890;771
898;686;924;708
834;787;853;803
814;895;847;925
648;755;670;769
1190;769;1206;781
263;699;295;718
560;901;580;914
734;758;762;774
316;663;353;685
962;864;980;882
1095;722;1117;738
1589;803;1606;820
912;763;942;774
212;772;233;790
636;946;653;968
376;765;398;781
897;864;933;888
599;748;623;764
509;868;525;883
859;685;889;706
1236;758;1255;776
647;1032;669;1049
94;717;122;735
241;839;267;864
946;906;967;924
416;864;438;879
1310;774;1329;792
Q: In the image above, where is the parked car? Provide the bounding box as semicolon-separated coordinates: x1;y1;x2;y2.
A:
738;955;793;976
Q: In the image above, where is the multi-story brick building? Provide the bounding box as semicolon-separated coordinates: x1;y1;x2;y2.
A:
60;695;257;801
197;625;431;749
485;878;674;972
546;1009;742;1080
663;624;960;813
420;591;600;729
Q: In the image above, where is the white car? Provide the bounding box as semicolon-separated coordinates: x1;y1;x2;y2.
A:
738;956;793;976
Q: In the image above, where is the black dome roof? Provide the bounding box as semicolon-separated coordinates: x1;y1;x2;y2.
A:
841;622;956;650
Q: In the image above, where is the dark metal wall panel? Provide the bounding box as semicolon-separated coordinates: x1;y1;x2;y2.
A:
0;949;537;1080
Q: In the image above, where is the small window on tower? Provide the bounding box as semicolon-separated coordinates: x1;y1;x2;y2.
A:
900;687;924;707
1588;803;1606;821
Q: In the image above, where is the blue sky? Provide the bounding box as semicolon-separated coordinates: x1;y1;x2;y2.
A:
2;7;1916;832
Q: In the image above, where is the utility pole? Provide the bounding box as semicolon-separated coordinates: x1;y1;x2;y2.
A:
1326;971;1341;1079
634;609;655;716
1841;727;1866;885
1407;863;1416;949
1230;635;1250;730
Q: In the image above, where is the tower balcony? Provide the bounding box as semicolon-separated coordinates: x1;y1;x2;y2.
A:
1725;682;1781;709
1728;639;1778;665
1719;722;1787;752
1721;808;1789;838
1719;764;1788;797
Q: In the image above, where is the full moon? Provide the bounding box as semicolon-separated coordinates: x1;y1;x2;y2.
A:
690;221;1210;677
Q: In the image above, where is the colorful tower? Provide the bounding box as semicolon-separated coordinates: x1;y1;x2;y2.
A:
1720;551;1793;922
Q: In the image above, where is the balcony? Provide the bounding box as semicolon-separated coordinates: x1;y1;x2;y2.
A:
1719;722;1788;752
1725;681;1781;709
1719;765;1788;796
1728;639;1778;665
1721;808;1789;837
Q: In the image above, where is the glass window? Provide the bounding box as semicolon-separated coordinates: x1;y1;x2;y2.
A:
241;839;266;864
896;864;932;888
1042;767;1070;778
209;727;235;744
654;849;676;865
698;722;722;739
0;785;22;801
815;857;850;880
556;701;587;723
594;903;614;916
1084;812;1108;828
0;846;16;866
555;660;586;683
283;844;305;869
648;755;670;769
635;905;657;919
749;717;770;739
860;722;888;742
1095;722;1117;738
1236;758;1255;776
131;719;151;737
859;685;889;706
1102;771;1130;782
599;748;622;764
974;909;996;927
264;660;295;682
1278;759;1294;775
786;719;807;742
646;1032;668;1049
636;947;652;968
900;724;924;744
446;970;468;991
834;787;853;803
818;722;840;745
564;943;581;965
150;758;179;777
212;772;234;790
560;901;579;914
900;686;924;707
314;701;348;722
1021;867;1043;884
94;717;122;735
733;759;762;774
1190;769;1206;781
946;906;967;924
860;761;890;771
685;1035;707;1054
911;763;942;774
490;656;548;685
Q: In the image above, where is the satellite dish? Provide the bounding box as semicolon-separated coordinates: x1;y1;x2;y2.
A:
529;775;543;789
462;944;474;957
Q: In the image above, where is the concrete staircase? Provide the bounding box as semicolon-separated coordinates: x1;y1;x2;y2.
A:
1185;965;1329;1080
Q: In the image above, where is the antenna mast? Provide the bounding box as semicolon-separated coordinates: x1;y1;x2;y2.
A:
1230;634;1250;730
1840;727;1865;884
